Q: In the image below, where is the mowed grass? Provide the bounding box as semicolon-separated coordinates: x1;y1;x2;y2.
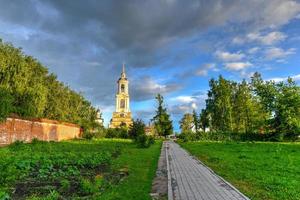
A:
0;139;162;200
180;141;300;200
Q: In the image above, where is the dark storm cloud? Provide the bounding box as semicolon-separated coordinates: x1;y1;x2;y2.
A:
130;76;181;101
0;0;299;109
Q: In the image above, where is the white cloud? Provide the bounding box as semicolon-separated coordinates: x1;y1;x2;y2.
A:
171;96;195;104
225;62;252;71
265;47;296;60
170;92;207;115
247;31;287;45
232;37;245;45
268;74;300;82
195;63;217;76
248;47;260;54
215;50;245;62
261;0;300;28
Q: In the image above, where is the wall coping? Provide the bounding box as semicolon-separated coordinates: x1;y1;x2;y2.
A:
6;117;80;128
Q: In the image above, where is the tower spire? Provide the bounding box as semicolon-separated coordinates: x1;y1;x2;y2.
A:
122;62;125;74
121;62;126;78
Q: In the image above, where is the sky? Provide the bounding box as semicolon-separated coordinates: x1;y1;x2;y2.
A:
0;0;300;131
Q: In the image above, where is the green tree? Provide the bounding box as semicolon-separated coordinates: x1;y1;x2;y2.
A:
128;119;146;140
232;80;266;134
206;76;234;132
0;87;14;121
129;119;154;148
180;113;194;133
152;94;173;137
273;78;300;140
0;39;99;131
199;109;209;132
192;110;199;132
251;72;276;119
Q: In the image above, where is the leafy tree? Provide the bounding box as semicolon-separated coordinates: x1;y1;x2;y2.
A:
251;72;276;118
192;110;199;132
180;113;194;133
206;76;234;132
232;80;266;134
199;109;209;132
128;119;145;140
273;78;300;140
152;94;173;137
0;87;14;121
0;39;99;131
129;119;154;148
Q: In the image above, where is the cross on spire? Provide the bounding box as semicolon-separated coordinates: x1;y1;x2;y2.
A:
122;62;125;74
121;62;126;78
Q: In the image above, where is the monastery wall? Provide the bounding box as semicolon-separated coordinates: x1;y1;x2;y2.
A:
0;117;81;146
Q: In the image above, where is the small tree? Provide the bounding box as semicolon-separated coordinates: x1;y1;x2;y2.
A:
180;113;194;133
199;109;209;132
129;119;154;148
128;119;145;140
192;110;199;132
273;78;300;140
152;94;173;137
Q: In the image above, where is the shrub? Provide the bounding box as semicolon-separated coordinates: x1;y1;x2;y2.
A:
129;119;155;148
0;191;9;200
136;134;148;148
128;119;145;139
82;131;95;140
105;128;128;139
148;136;155;145
60;179;70;191
79;178;98;195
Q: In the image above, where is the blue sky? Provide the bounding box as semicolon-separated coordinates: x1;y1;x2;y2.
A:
0;0;300;131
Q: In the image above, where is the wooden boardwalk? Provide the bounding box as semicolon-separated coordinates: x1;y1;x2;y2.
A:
166;141;250;200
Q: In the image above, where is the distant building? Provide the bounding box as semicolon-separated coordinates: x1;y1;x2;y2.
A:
95;109;104;126
109;64;133;128
145;123;156;136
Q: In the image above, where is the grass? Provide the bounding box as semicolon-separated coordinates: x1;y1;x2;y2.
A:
0;138;162;200
180;141;300;200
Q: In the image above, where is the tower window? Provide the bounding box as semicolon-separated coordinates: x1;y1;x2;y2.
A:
120;99;125;108
121;84;125;92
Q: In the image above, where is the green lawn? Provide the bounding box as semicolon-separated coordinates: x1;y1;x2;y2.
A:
180;141;300;200
0;139;162;200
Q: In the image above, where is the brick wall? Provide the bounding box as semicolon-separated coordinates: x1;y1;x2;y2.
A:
0;118;81;146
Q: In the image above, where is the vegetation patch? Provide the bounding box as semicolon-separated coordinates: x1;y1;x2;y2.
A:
180;141;300;200
0;139;161;199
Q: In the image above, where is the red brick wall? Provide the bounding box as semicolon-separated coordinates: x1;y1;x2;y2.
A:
0;118;81;146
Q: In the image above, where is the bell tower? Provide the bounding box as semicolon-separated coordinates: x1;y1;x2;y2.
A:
109;64;133;128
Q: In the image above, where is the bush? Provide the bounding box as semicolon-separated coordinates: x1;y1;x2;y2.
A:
128;119;145;139
178;130;300;142
177;131;199;142
129;119;154;148
82;131;94;140
105;128;128;139
148;136;155;145
79;178;98;195
0;191;9;200
136;134;155;148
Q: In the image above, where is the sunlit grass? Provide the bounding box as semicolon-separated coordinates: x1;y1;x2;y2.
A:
180;141;300;200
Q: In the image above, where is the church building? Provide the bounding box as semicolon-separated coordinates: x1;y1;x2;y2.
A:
109;64;133;128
